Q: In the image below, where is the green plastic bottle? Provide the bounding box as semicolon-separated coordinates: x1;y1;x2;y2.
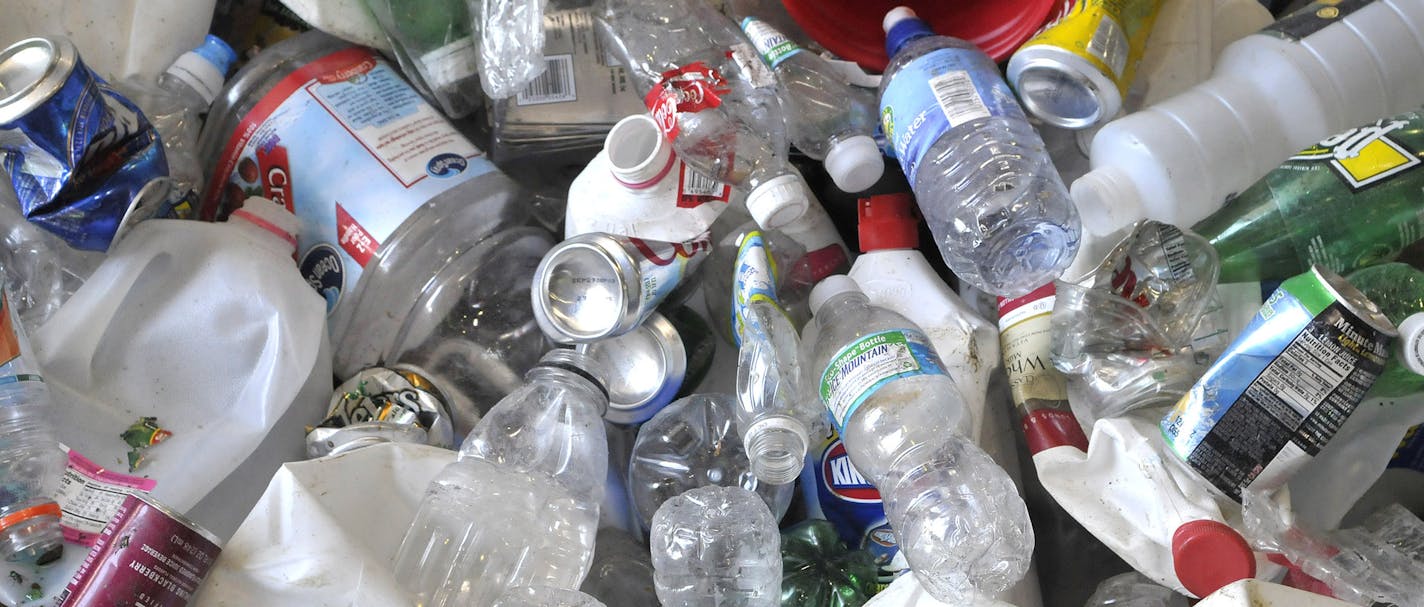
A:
1194;110;1424;284
1347;262;1424;397
780;519;879;607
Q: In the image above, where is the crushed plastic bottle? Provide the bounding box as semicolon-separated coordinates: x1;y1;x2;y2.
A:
628;393;794;530
1085;572;1190;607
805;275;1034;601
739;16;884;192
596;0;814;230
580;528;659;607
0;196;103;328
392;349;609;607
493;586;608;607
878;7;1081;297
0;272;65;566
650;485;783;607
732;230;825;485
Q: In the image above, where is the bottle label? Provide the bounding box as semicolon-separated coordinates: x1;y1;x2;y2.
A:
504;8;645;119
644;62;731;140
996;284;1087;453
628;235;712;322
0;294;21;367
1389;424;1424;472
1261;0;1374;41
53;446;157;545
201;47;496;316
1161;272;1391;501
729;43;777;89
819;329;947;431
879;48;1023;184
731;231;783;346
740;17;802;68
417;36;479;90
677;163;732;208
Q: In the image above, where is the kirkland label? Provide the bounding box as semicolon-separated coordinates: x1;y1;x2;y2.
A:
201;47;495;316
819;329;947;430
741;17;803;68
53;446;157;545
1262;0;1373;40
997;284;1088;453
879;48;1023;183
1162;279;1391;500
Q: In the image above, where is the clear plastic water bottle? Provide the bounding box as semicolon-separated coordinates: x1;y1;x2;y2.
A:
118;35;237;204
805;275;1034;601
732;231;824;485
650;485;783;607
1085;572;1189;607
739;16;884;193
878;7;1080;297
596;0;814;230
580;528;659;607
0;274;65;566
392;349;610;607
493;586;609;607
627;393;794;530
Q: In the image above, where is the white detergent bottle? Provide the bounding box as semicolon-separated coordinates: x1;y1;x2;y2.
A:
1072;0;1424;236
33;197;332;542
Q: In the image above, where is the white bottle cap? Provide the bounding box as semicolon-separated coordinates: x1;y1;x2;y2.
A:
824;135;885;193
747;174;811;229
883;6;919;33
231;196;300;254
1396;313;1424;377
809;275;859;316
1071;166;1145;237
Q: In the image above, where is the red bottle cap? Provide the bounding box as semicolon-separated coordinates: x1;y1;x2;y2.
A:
1172;520;1256;598
858;193;919;253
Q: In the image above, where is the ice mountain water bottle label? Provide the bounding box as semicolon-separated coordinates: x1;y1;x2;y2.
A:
879;48;1023;184
741;17;802;68
819;329;947;430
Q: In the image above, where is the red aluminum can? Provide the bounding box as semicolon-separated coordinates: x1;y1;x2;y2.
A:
57;494;222;607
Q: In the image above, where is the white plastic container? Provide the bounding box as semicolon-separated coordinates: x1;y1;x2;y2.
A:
0;0;217;82
565;114;733;243
1072;0;1424;236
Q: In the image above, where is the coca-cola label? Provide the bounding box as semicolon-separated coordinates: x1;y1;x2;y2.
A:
643;62;730;140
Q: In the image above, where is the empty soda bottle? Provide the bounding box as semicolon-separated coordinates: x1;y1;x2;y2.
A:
805;275;1034;601
651;485;783;607
493;586;608;607
739;16;883;193
879;7;1080;296
392;349;609;607
596;0;813;230
628;393;794;530
780;519;879;607
0;271;64;566
581;528;659;607
733;231;825;485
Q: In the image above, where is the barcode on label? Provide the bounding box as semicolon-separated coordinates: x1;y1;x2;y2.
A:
928;71;990;128
1158;225;1195;282
1087;15;1129;78
516;54;577;106
682;169;723;197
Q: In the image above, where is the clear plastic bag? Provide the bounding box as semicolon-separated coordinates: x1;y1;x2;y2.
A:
476;0;549;99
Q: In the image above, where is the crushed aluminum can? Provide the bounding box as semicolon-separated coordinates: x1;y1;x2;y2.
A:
56;494;221;607
575;311;687;425
0;36;169;251
306;365;455;458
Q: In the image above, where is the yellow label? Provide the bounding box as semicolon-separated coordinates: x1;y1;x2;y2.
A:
1023;0;1165;94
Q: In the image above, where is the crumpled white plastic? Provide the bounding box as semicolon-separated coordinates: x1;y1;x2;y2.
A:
1196;579;1356;607
193;443;455;606
476;0;549;99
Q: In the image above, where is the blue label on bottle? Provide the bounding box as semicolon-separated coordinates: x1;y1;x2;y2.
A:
819;329;947;433
879;47;1021;184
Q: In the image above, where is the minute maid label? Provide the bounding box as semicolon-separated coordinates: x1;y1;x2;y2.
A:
741;17;802;68
820;329;947;430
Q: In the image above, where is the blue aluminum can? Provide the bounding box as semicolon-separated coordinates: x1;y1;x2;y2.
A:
0;36;168;251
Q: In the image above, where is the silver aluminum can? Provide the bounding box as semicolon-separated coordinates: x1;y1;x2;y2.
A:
532;232;711;343
576;311;687;425
307;365;454;458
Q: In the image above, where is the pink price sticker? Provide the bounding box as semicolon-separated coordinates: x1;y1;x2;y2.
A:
53;446;157;545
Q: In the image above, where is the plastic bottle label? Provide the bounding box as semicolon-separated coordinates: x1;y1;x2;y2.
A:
1389;424;1424;472
741;17;802;68
996;284;1087;453
731;231;783;346
53;446;156;545
819;329;947;431
645;62;731;140
628;235;711;322
677;163;732;208
201;47;496;315
879;48;1023;184
0;294;20;368
1262;0;1374;41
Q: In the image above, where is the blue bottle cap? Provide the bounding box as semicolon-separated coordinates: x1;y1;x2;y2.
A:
883;7;936;59
194;35;238;76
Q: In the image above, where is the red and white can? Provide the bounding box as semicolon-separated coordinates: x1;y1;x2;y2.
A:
57;494;222;607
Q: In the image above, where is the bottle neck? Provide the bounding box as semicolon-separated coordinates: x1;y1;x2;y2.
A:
525;351;609;416
814;291;869;325
230;208;297;256
605;116;678;189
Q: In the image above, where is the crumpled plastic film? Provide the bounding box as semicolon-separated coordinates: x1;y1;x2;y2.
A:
477;0;549;99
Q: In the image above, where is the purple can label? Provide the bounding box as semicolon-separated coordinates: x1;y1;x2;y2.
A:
0;47;168;251
58;494;221;607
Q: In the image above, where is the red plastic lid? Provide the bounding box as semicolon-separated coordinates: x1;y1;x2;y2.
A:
1172;520;1257;598
782;0;1065;70
858;193;919;252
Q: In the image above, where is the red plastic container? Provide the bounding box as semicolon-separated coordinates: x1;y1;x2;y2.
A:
782;0;1068;71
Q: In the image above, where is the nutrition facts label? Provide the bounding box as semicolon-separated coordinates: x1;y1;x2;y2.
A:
53;447;156;545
